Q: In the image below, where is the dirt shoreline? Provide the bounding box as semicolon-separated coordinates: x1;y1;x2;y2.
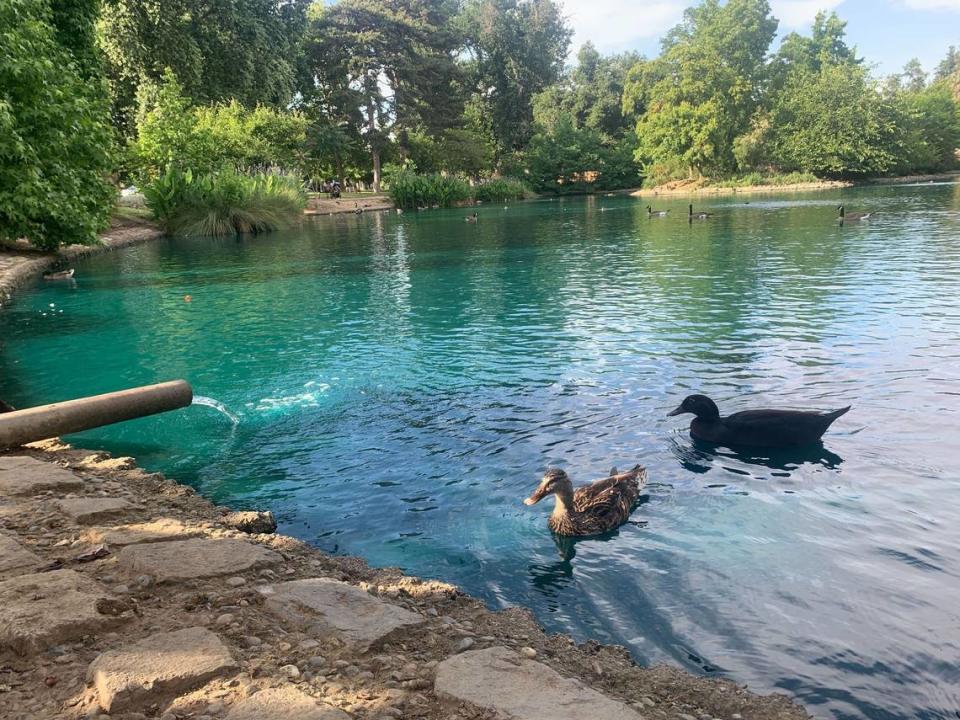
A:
306;196;395;215
630;171;960;197
0;218;811;720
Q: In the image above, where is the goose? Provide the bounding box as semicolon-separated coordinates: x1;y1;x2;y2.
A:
838;205;870;221
465;212;478;223
668;394;851;448
689;204;713;220
646;206;669;217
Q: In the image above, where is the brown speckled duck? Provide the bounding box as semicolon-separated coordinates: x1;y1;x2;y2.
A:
524;465;647;536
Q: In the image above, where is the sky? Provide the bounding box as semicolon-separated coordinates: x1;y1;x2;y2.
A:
559;0;960;77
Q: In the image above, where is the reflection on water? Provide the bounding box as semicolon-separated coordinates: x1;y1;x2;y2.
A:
2;184;960;720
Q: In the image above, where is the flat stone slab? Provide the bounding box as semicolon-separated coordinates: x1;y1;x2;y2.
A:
0;569;127;655
435;647;645;720
226;686;350;720
87;627;237;713
0;533;41;577
257;578;422;646
83;518;203;547
118;537;280;582
0;456;85;496
55;497;134;524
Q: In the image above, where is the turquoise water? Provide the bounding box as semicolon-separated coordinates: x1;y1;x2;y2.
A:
2;186;960;719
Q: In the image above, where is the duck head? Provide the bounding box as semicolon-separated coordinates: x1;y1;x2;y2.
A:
668;394;720;420
524;468;574;506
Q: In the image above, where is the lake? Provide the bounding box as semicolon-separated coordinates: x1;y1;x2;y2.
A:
2;184;959;719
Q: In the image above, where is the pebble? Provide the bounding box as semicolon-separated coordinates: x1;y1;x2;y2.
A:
134;574;154;589
732;715;743;720
207;700;225;714
113;584;130;594
226;576;246;587
300;638;320;650
215;613;235;626
640;696;656;707
307;655;327;669
520;646;537;659
242;636;262;648
280;664;301;679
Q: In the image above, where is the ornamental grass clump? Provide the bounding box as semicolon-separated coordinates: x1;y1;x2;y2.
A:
143;168;306;237
388;171;472;209
472;178;530;203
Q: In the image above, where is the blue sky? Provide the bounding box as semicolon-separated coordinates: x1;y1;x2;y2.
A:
561;0;960;76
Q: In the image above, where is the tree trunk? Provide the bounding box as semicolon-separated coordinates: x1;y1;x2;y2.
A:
372;149;382;194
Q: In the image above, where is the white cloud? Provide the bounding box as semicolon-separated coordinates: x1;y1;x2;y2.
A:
559;0;686;55
900;0;960;8
770;0;845;28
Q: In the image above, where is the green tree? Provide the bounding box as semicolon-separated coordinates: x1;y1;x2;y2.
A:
768;11;860;91
304;0;465;191
628;0;778;178
0;0;115;250
766;64;898;178
462;0;572;157
98;0;310;134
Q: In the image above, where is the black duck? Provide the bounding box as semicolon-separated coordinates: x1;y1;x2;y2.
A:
524;465;646;536
668;394;850;448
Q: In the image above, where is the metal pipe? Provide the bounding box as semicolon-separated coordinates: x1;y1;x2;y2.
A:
0;381;193;449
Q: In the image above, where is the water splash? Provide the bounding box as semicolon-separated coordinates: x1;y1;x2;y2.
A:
192;395;240;425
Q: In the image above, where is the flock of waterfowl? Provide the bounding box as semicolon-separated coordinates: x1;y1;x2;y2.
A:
524;394;852;537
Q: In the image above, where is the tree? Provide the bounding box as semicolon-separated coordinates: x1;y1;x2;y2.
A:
0;0;115;250
901;58;927;93
98;0;310;134
766;64;898;178
769;11;860;90
935;46;960;81
628;0;778;178
462;0;572;158
304;0;465;191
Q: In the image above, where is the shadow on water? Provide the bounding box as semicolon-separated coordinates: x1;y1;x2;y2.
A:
671;436;844;474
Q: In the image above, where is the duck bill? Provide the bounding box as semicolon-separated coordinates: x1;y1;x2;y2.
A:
524;486;548;506
667;406;685;417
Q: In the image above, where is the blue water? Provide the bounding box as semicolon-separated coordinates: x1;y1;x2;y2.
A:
2;186;960;719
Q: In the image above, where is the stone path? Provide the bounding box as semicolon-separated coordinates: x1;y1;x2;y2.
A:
0;448;811;720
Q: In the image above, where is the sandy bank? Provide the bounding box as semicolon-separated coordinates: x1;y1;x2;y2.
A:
306;196;395;216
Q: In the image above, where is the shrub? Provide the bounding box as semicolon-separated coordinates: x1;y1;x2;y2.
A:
0;0;115;250
143;167;306;237
472;178;530;203
387;171;471;209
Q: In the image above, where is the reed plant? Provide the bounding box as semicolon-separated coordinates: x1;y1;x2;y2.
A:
388;171;472;209
143;168;306;236
472;178;530;203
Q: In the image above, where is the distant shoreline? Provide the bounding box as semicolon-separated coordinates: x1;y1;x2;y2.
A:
630;171;960;197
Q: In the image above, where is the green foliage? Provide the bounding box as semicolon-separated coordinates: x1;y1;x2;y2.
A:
711;171;819;188
98;0;309;134
130;71;308;181
462;0;572;156
525;115;640;193
766;64;899;178
890;83;960;173
0;0;115;250
143;167;306;236
628;0;779;179
387;171;472;209
472;178;529;203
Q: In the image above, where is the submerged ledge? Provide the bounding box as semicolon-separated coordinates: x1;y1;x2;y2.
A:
0;443;811;720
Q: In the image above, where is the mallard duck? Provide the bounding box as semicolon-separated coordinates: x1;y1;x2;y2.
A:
524;465;647;537
465;212;478;223
668;394;851;447
646;206;669;217
42;268;74;281
838;205;870;221
689;204;712;220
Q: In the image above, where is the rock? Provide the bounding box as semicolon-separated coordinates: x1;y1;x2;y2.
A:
215;613;235;626
223;511;277;534
258;578;422;648
0;569;128;655
0;533;41;577
225;686;349;719
280;664;301;679
0;457;85;495
226;576;247;587
455;638;475;653
86;627;237;713
55;498;134;525
118;538;280;583
307;656;327;669
434;647;645;720
82;518;202;547
520;646;537;659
